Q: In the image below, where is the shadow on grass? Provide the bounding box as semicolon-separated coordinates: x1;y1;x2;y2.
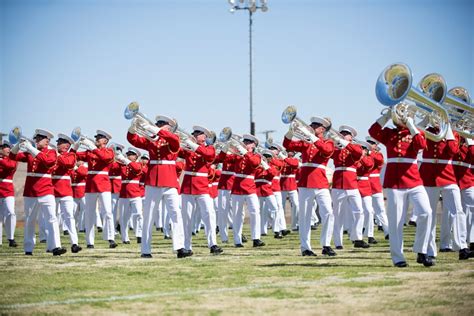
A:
258;262;391;268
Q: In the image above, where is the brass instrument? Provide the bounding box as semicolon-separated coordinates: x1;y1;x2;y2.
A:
441;87;473;139
281;105;316;143
124;102;161;141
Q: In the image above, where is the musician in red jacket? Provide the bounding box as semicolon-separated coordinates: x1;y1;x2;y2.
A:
283;116;337;257
280;151;300;231
0;140;18;247
419;125;472;260
255;151;279;237
109;157;123;234
369;110;434;267
10;129;66;256
72;160;88;232
178;126;222;255
52;133;82;253
127;114;187;258
208;165;220;226
75;130;117;249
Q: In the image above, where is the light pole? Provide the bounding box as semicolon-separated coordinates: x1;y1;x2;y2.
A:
227;0;268;136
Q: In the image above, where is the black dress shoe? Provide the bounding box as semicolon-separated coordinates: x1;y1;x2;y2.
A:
177;248;193;258
210;245;223;255
281;229;291;236
377;225;383;231
440;248;454;253
242;235;248;243
417;253;434;267
335;246;343;250
394;261;408;268
292;227;299;232
310;225;317;230
25;252;33;256
408;220;417;227
354;240;370;248
385;234;389;240
322;246;336;256
253;239;265;247
192;232;196;236
164;235;171;240
63;230;69;236
137;237;142;244
79;229;86;233
86;244;94;249
8;239;18;247
235;244;244;248
40;239;47;243
368;237;378;244
459;248;473;260
97;227;103;232
302;250;317;257
274;232;283;239
123;241;130;244
470;243;474;251
52;247;67;256
71;244;82;253
141;253;152;258
116;224;121;232
108;240;118;248
261;233;268;236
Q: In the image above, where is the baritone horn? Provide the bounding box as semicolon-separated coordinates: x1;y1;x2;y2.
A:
8;126;35;146
218;127;247;156
375;63;449;142
441;87;473;139
124;102;159;141
281;105;315;143
175;127;198;150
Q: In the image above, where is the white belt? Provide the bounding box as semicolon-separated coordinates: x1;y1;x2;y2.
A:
255;179;272;185
369;174;380;178
109;176;122;180
212;182;218;186
122;180;140;184
301;162;327;170
88;171;108;175
334;167;357;172
357;176;369;180
221;171;235;175
52;175;71;180
183;171;208;177
0;179;13;183
71;183;86;187
387;158;417;164
139;182;145;186
421;158;452;165
234;173;255;179
273;176;280;180
149;160;176;165
280;174;296;178
27;173;51;178
452;161;471;168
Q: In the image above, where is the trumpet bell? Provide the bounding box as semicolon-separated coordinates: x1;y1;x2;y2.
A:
218;127;233;143
71;127;82;142
376;63;412;107
205;131;217;146
8;126;22;145
281;105;297;124
124;102;140;120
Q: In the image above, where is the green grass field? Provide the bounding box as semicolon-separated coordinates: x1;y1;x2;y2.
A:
1;224;473;315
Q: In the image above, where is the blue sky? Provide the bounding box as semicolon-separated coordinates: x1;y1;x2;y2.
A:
1;0;473;148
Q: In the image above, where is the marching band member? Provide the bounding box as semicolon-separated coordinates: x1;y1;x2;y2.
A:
208;164;221;227
283;117;337;256
72;160;88;233
366;136;389;239
127;115;188;258
419;124;472;260
109;157;122;235
179;126;222;255
0;139;18;247
116;148;143;244
279;151;300;232
133;154;149;232
52;134;82;253
331;125;368;249
10;129;66;256
369;111;434;267
75;130;117;249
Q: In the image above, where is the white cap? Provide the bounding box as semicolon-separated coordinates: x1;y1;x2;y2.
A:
267;142;283;151
126;147;141;157
242;134;259;146
95;130;112;140
358;141;371;150
310;116;331;129
155;115;176;127
338;125;357;137
365;136;379;144
1;139;11;147
141;153;150;160
192;125;212;138
261;149;274;157
33;129;54;140
57;133;74;144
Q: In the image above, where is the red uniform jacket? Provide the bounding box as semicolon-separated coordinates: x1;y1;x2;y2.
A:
0;156;17;198
255;166;277;197
10;149;57;197
356;155;374;197
215;151;235;190
127;130;180;189
72;164;88;199
283;137;334;189
139;163;148;197
119;162;143;199
269;158;284;192
52;151;76;198
369;151;384;194
226;151;261;195
332;143;363;190
176;160;185;194
208;168;220;199
109;161;123;194
280;157;299;191
76;148;114;193
454;142;474;190
179;145;216;195
369;123;426;189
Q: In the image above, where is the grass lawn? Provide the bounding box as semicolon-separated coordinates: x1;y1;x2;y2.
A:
1;224;473;315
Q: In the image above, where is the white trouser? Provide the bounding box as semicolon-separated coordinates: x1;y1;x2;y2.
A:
192;204;202;233
461;187;474;244
371;192;389;236
299;188;334;251
332;189;365;246
85;192;114;245
142;186;184;254
217;189;232;242
362;196;375;238
155;199;164;229
56;196;79;245
386;186;432;264
24;195;61;252
231;194;261;244
281;190;299;230
426;185;467;255
73;197;86;231
119;197;143;242
259;195;279;234
0;196;16;242
273;191;287;231
162;200;172;237
111;193;120;228
182;194;217;249
341;199;352;233
311;200;320;225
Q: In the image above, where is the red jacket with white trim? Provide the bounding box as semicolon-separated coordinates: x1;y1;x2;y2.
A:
0;156;17;198
119;161;143;198
453;142;474;190
76;148;114;193
369;151;384;194
215;151;235;190
52;151;76;198
72;164;88;199
280;157;299;191
179;145;216;195
109;161;122;194
225;151;261;195
332;143;363;190
356;155;374;197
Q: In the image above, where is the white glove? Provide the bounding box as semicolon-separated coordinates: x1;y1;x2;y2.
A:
278;152;286;159
24;141;40;157
128;124;137;135
307;133;319;143
221;143;230;154
466;137;474;146
376;110;391;127
445;124;455;141
143;122;160;136
116;152;131;165
336;138;350;148
235;143;248;156
82;138;97;151
72;141;81;151
184;138;199;151
405;117;419;136
11;143;21;154
260;159;270;170
285;129;294;140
